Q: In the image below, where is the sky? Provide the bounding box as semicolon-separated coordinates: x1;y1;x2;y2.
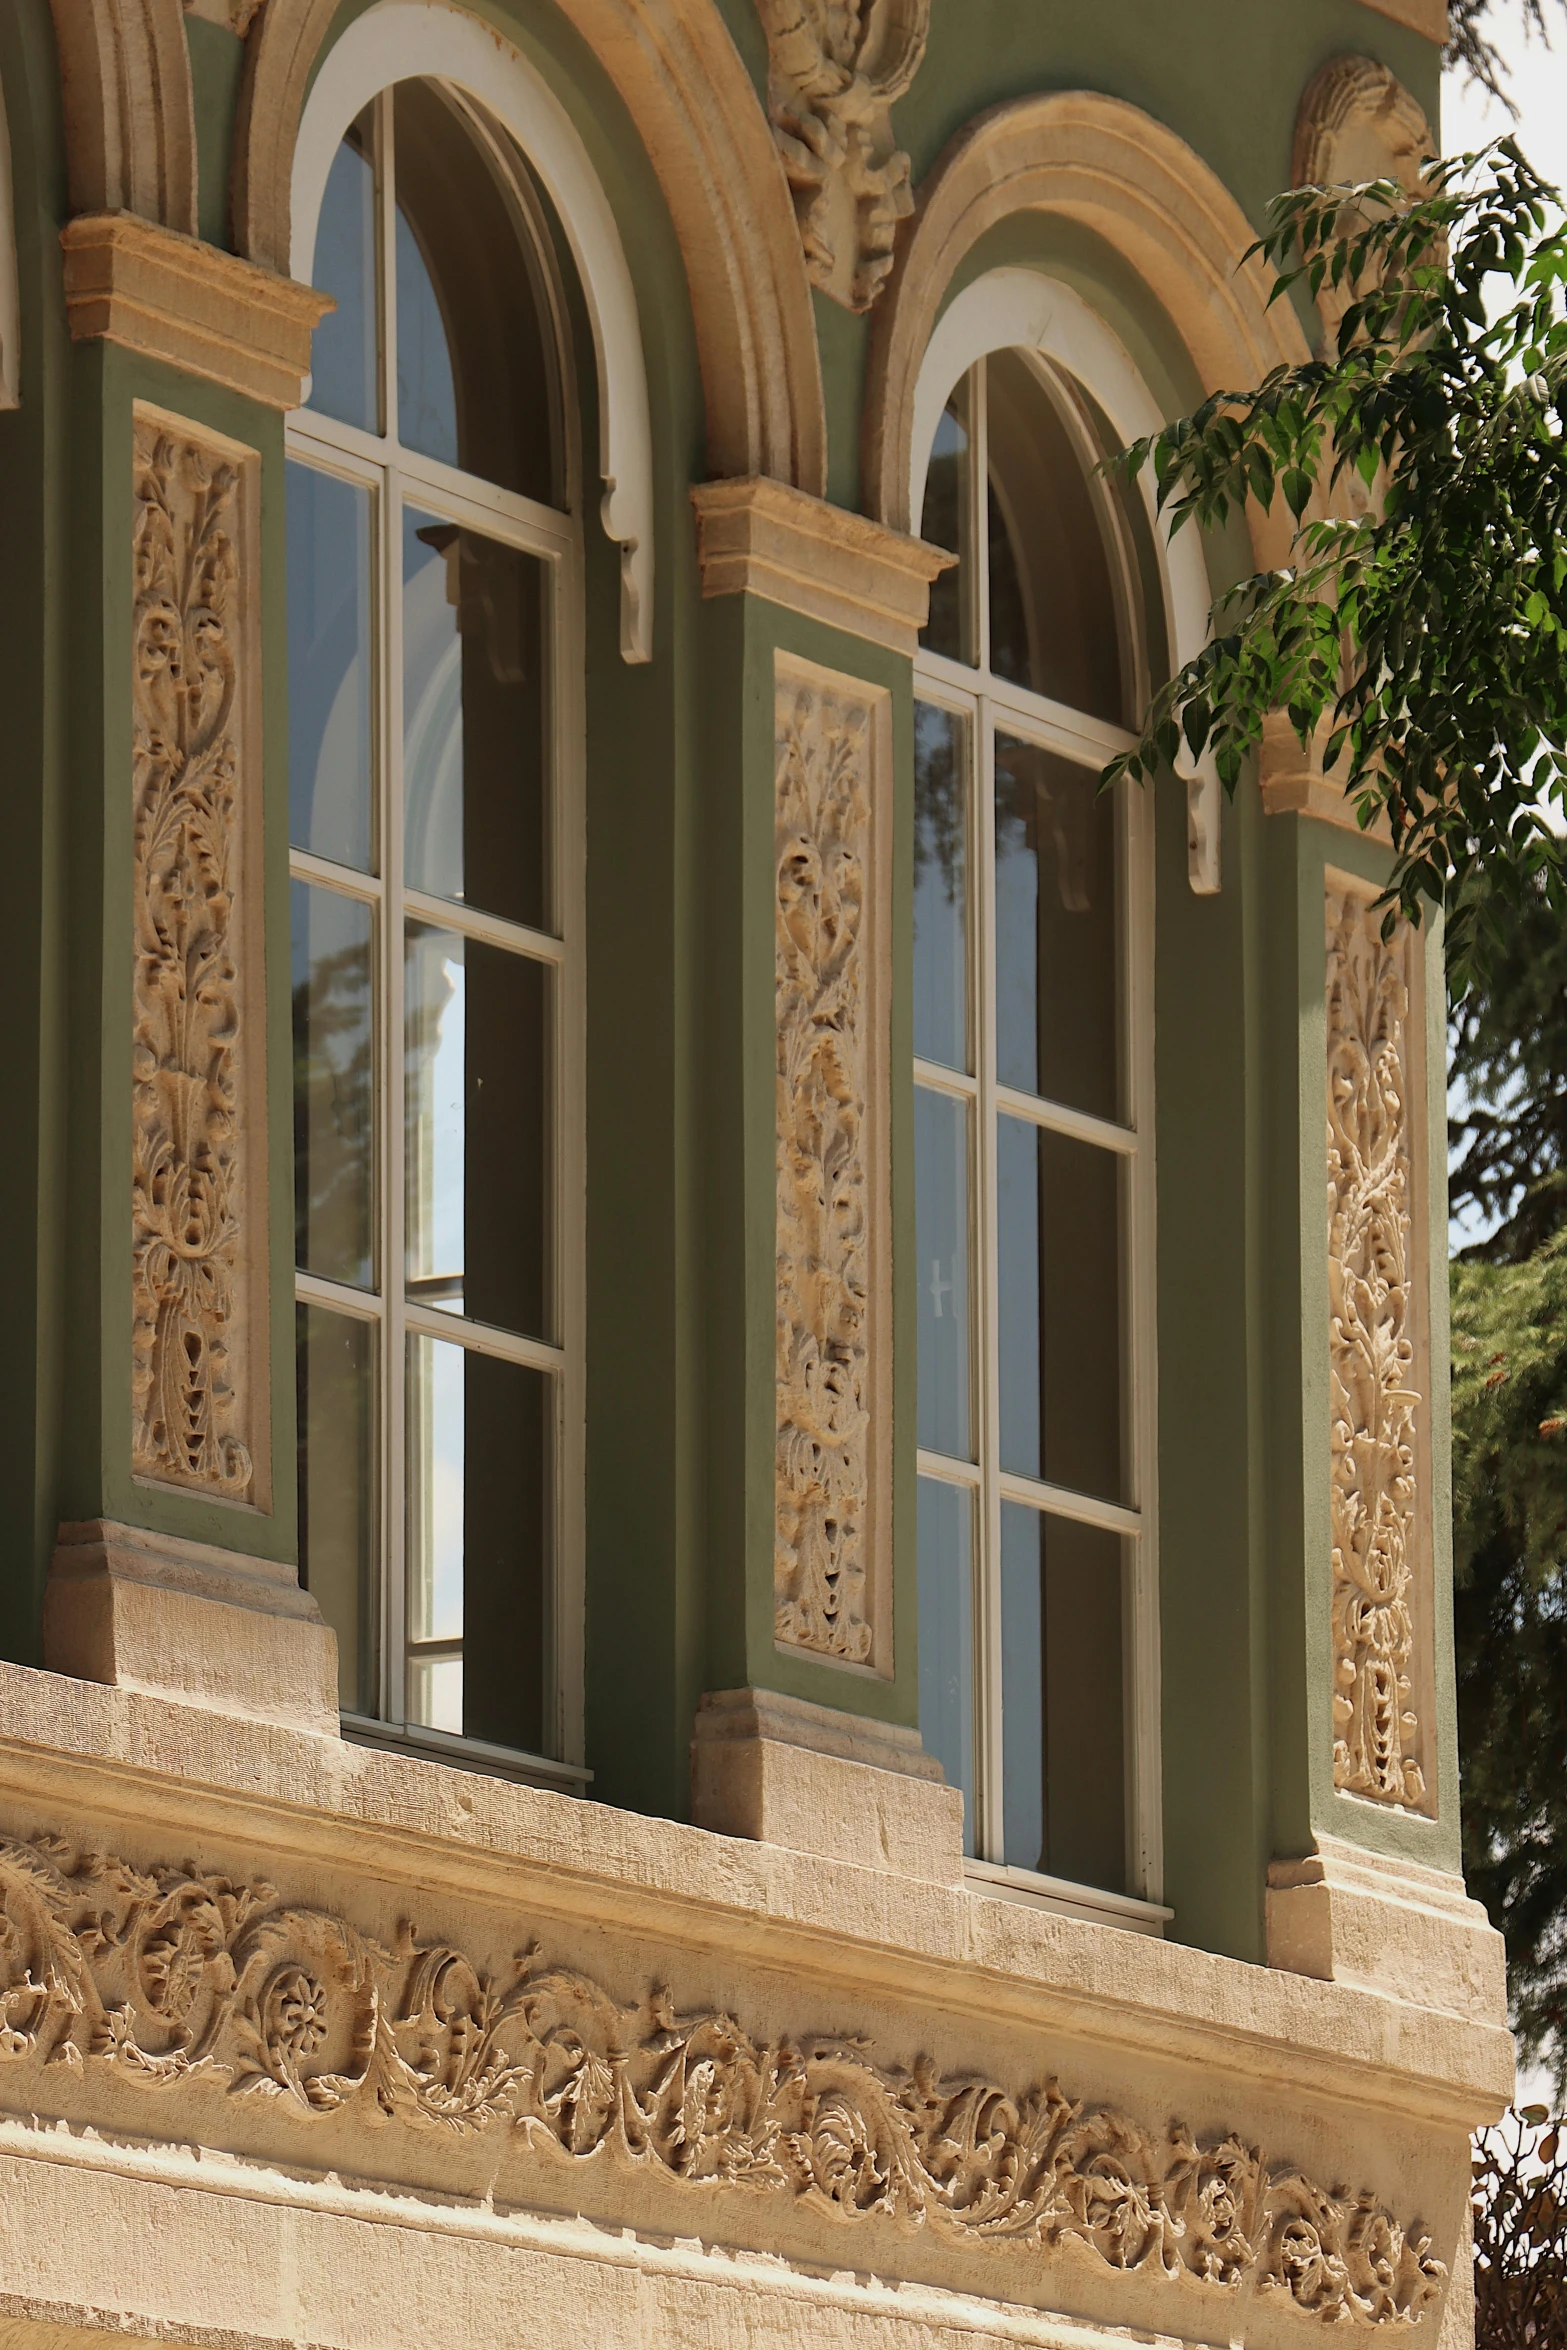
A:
1442;6;1567;187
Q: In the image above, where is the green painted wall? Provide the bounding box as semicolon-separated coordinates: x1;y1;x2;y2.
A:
0;0;1461;1932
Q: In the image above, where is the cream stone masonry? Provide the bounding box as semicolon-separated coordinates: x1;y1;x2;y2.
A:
131;410;266;1505
693;478;948;656
1293;57;1433;197
774;657;891;1669
43;1520;338;1734
754;0;929;313
48;0;198;232
1268;1839;1505;2026
62;214;330;409
690;1687;958;1879
0;1656;1513;2350
1326;880;1430;1813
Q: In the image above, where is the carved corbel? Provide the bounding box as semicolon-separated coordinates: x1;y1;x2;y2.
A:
754;0;930;312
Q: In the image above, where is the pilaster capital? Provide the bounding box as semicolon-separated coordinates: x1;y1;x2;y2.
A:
60;211;330;407
691;477;949;657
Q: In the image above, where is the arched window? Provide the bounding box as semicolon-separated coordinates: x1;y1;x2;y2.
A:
913;319;1162;1921
287;80;582;1775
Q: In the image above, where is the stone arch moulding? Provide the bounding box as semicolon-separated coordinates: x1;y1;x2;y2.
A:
1293;55;1434;197
232;0;826;504
0;66;18;407
46;0;197;232
908;267;1224;892
285;0;655;661
866;91;1308;568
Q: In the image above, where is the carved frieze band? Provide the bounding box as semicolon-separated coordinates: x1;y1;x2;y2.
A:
0;1820;1444;2324
775;661;889;1668
754;0;930;312
1326;881;1427;1809
132;412;263;1503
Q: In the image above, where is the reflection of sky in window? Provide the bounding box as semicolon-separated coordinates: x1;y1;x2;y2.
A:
419;1335;465;1642
403;523;465;902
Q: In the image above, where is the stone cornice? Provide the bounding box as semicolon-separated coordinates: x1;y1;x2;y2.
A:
60;211;329;408
692;477;949;656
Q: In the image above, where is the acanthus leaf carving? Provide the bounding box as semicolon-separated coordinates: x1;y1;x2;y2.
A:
774;671;883;1665
132;416;256;1500
754;0;930;312
1326;883;1426;1807
0;1820;1447;2325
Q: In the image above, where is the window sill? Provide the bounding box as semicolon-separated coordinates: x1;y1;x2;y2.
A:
342;1713;592;1793
964;1857;1173;1937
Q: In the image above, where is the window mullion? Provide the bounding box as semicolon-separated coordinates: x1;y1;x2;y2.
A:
377;88;397;447
975;694;1004;1867
971;356;990;674
382;446;408;1732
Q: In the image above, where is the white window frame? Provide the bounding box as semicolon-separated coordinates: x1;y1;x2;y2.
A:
910;273;1208;1933
287;81;587;1788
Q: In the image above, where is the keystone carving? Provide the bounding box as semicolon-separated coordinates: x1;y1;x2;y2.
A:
1326;884;1426;1808
754;0;930;312
775;671;885;1666
0;1821;1446;2325
132;417;257;1500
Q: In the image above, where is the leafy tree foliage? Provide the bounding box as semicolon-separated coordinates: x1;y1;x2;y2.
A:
1108;141;1567;975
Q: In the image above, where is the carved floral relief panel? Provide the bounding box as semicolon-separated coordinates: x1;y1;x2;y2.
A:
1326;879;1429;1809
774;658;889;1668
131;409;265;1504
0;1815;1447;2326
754;0;930;312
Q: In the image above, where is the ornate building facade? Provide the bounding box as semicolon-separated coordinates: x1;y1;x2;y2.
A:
0;1;1511;2345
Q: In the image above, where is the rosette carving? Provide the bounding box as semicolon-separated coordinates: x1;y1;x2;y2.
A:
1326;885;1427;1807
132;416;258;1499
774;672;886;1664
0;1819;1445;2325
754;0;929;311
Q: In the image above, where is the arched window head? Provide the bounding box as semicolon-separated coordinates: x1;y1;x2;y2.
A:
306;84;569;508
919;347;1152;726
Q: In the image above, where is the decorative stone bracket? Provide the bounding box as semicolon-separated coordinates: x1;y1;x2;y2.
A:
754;0;930;312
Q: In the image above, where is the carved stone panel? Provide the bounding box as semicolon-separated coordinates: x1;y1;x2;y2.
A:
754;0;930;313
131;409;265;1505
1326;880;1428;1810
774;659;889;1669
0;1813;1448;2325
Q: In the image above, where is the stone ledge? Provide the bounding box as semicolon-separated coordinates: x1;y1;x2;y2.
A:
60;213;330;410
691;1685;962;1881
691;477;950;657
0;1660;1512;2129
1267;1833;1508;2027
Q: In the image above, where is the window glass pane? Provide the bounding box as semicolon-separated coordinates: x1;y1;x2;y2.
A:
920;379;972;665
986;347;1124;723
406;1333;552;1753
405;924;551;1341
393;81;557;503
997;1118;1123;1502
916;1085;972;1461
306;120;378;434
918;1477;975;1857
914;701;968;1071
1001;1505;1125;1891
994;737;1120;1120
403;508;550;932
292;881;375;1288
297;1303;377;1717
287;463;375;871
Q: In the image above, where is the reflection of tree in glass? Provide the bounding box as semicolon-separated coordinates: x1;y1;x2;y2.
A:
293;937;373;1277
914;701;964;907
994;740;1093;914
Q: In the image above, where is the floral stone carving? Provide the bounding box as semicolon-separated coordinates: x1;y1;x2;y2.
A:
0;1820;1445;2325
1326;884;1426;1807
132;416;257;1499
754;0;930;312
775;670;885;1666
